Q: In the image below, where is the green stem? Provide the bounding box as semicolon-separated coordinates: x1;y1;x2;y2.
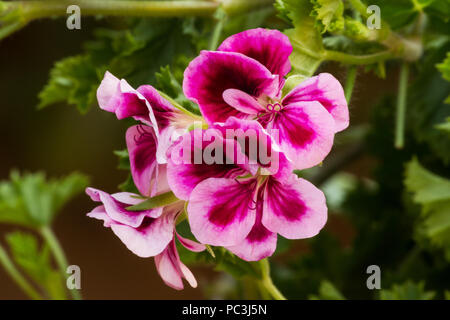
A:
209;9;226;50
0;244;42;300
347;0;369;18
20;0;219;20
258;259;286;300
324;50;393;65
344;66;357;103
395;62;410;149
39;226;82;300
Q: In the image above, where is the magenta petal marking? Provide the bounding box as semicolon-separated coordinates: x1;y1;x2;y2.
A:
183;50;279;124
266;101;335;170
227;190;277;261
282;73;349;132
126;125;158;197
187;178;257;246
167;129;250;200
262;175;327;239
218;28;292;79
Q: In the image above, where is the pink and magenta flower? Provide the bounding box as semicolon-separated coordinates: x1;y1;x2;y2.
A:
183;28;348;170
86;27;349;289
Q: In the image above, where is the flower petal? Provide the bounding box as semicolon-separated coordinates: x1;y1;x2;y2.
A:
137;85;177;132
167;129;250;200
262;175;327;239
227;191;277;261
86;205;113;227
187;178;257;246
218;28;292;79
97;72;154;124
126;125;158;196
154;238;198;290
176;232;206;252
86;187;162;228
222;89;265;115
109;207;177;258
266;101;335;170
183;50;279;124
282;73;349;132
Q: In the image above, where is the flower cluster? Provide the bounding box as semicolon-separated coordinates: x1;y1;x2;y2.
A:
86;28;349;289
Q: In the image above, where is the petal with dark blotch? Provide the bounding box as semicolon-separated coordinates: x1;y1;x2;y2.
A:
187;178;257;246
167;129;250;200
266;101;335;170
227;190;277;261
137;85;177;132
262;175;327;239
183;51;279;124
126;125;158;197
218;28;292;79
282;73;349;132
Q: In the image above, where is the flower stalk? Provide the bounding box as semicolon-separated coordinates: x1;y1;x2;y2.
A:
39;226;82;300
0;244;43;300
395;63;410;149
257;259;286;300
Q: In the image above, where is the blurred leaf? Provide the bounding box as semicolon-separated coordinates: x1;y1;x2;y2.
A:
309;280;346;300
405;158;450;260
380;281;435;300
436;117;450;132
311;0;345;34
437;52;450;103
0;171;89;227
6;232;66;299
277;0;324;76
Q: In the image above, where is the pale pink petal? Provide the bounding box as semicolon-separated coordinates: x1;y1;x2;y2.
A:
176;232;206;252
86;205;113;227
218;28;292;79
266;101;335;170
97;72;154;124
262;175;327;239
183;50;279;124
86;187;162;228
223;89;264;115
154;239;198;290
282;73;349;132
187;178;257;246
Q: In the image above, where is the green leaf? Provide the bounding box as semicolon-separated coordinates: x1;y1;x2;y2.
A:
38;55;100;114
309;280;346;300
126;191;179;211
0;171;89;227
405;158;450;260
6;232;66;299
437;52;450;82
379;281;435;300
277;0;324;76
311;0;345;34
281;75;308;97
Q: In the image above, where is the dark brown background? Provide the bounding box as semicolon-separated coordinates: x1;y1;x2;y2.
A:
0;16;397;300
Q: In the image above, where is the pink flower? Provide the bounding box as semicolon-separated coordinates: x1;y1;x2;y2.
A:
167;117;327;261
183;28;348;170
88;82;205;289
86;194;205;289
97;71;191;163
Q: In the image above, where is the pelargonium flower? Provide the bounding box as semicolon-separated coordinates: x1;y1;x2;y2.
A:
167;117;327;261
97;71;196;163
183;28;348;170
87;81;205;289
86;193;204;289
